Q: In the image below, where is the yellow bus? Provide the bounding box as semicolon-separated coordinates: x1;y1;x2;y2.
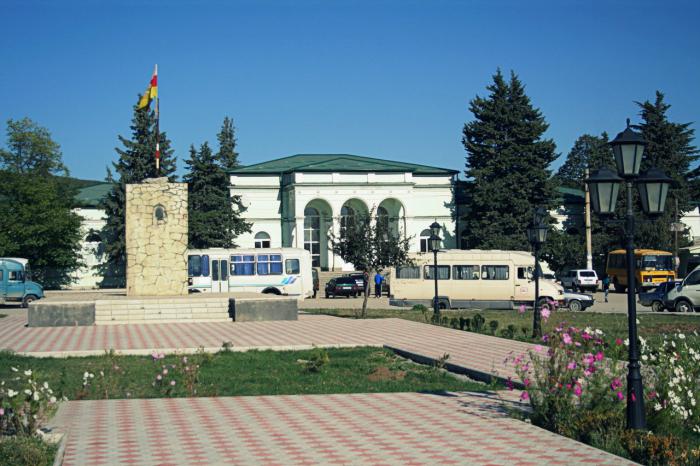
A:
606;249;676;293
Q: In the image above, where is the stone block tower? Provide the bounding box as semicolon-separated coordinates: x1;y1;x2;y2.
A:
126;178;188;296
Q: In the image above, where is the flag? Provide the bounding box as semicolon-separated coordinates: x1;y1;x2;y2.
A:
137;65;158;109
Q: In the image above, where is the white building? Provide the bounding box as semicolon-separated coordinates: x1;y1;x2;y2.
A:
229;154;459;270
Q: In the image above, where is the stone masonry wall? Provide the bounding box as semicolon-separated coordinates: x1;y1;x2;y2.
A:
126;178;188;296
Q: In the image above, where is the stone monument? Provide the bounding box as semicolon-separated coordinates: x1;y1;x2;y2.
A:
126;178;188;296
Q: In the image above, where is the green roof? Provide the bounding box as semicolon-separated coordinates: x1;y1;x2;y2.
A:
229;154;459;176
74;183;111;207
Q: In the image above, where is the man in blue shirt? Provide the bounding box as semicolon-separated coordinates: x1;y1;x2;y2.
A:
374;272;384;298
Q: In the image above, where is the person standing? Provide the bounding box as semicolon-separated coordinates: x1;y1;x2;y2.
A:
374;272;384;298
602;275;610;303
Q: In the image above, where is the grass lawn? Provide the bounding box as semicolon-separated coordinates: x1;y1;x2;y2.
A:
304;308;700;345
0;436;57;466
0;347;489;401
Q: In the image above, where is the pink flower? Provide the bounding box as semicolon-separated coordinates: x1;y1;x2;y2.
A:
518;304;526;314
574;385;582;397
541;308;551;321
582;333;592;341
524;378;531;387
566;361;577;370
520;391;529;401
562;333;572;345
615;338;623;346
0;408;4;416
611;378;622;390
583;353;594;365
648;391;657;400
617;391;624;401
534;345;543;353
595;351;604;361
566;383;572;390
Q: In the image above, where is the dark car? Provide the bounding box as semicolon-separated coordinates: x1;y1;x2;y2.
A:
325;277;360;298
639;280;682;312
348;272;367;294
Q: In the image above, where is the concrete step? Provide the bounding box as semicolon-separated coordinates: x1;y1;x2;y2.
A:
94;297;232;324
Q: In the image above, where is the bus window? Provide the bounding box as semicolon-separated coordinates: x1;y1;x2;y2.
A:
285;259;300;275
188;255;201;277
231;255;255;275
397;266;420;279
212;260;219;281
9;270;24;281
257;254;283;275
202;255;210;277
454;265;479;280
424;265;450;280
482;265;509;280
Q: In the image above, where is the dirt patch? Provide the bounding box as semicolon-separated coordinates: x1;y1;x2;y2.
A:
368;366;407;382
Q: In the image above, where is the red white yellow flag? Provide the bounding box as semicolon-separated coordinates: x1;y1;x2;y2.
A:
137;65;158;109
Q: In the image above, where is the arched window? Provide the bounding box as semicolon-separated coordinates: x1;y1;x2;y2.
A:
340;205;355;230
153;204;167;224
420;229;431;253
254;232;271;249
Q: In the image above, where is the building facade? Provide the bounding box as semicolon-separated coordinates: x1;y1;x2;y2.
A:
230;154;459;270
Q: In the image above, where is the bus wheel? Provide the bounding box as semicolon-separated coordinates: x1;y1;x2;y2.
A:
262;288;281;295
22;295;38;308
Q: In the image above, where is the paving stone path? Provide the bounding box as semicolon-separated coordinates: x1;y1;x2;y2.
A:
1;313;634;464
49;392;633;466
0;314;535;381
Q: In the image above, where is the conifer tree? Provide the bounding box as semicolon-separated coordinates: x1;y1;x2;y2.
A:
184;142;249;248
462;70;558;250
97;100;176;287
555;133;614;188
634;91;698;251
216;116;239;171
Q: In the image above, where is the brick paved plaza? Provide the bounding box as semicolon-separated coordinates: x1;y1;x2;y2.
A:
0;312;635;464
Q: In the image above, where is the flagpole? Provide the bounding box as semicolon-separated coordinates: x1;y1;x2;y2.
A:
154;64;160;176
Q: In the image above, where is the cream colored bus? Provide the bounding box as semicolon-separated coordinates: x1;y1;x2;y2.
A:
389;250;564;310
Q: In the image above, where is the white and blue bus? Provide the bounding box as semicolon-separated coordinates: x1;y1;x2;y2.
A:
187;248;313;297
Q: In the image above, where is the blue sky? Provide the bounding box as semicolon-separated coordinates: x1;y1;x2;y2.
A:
1;0;698;181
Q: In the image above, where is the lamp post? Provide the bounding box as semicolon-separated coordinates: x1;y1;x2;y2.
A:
586;119;672;430
429;221;442;321
527;206;549;338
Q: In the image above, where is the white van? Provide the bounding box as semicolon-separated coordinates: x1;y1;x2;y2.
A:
187;248;313;298
560;269;599;292
389;249;564;310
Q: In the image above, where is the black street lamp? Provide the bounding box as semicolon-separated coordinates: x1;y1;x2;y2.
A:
527;206;549;338
429;221;442;321
586;119;672;431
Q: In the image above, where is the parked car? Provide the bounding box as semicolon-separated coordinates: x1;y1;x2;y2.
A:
0;258;44;308
560;269;599;292
639;280;681;312
562;290;594;312
665;266;700;312
325;277;360;298
348;272;368;294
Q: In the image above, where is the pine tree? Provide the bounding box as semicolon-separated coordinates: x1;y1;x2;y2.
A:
555;133;613;188
184;142;249;248
634;91;698;251
462;70;558;250
97;100;176;287
216;116;239;171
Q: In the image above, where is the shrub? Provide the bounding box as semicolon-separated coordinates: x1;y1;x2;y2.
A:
151;348;212;397
472;314;485;332
0;436;57;466
0;368;59;436
449;317;460;329
298;347;330;373
488;320;499;335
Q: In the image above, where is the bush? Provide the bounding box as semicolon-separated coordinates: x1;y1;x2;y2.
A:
1;368;59;436
488;320;499;335
472;314;485;332
0;436;57;466
449;317;460;329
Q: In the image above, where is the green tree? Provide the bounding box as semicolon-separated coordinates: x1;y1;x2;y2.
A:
330;208;413;318
97;100;176;287
555;133;614;188
0;118;82;288
216;116;239;171
461;70;558;250
634;91;698;251
0;117;67;176
183;142;250;248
